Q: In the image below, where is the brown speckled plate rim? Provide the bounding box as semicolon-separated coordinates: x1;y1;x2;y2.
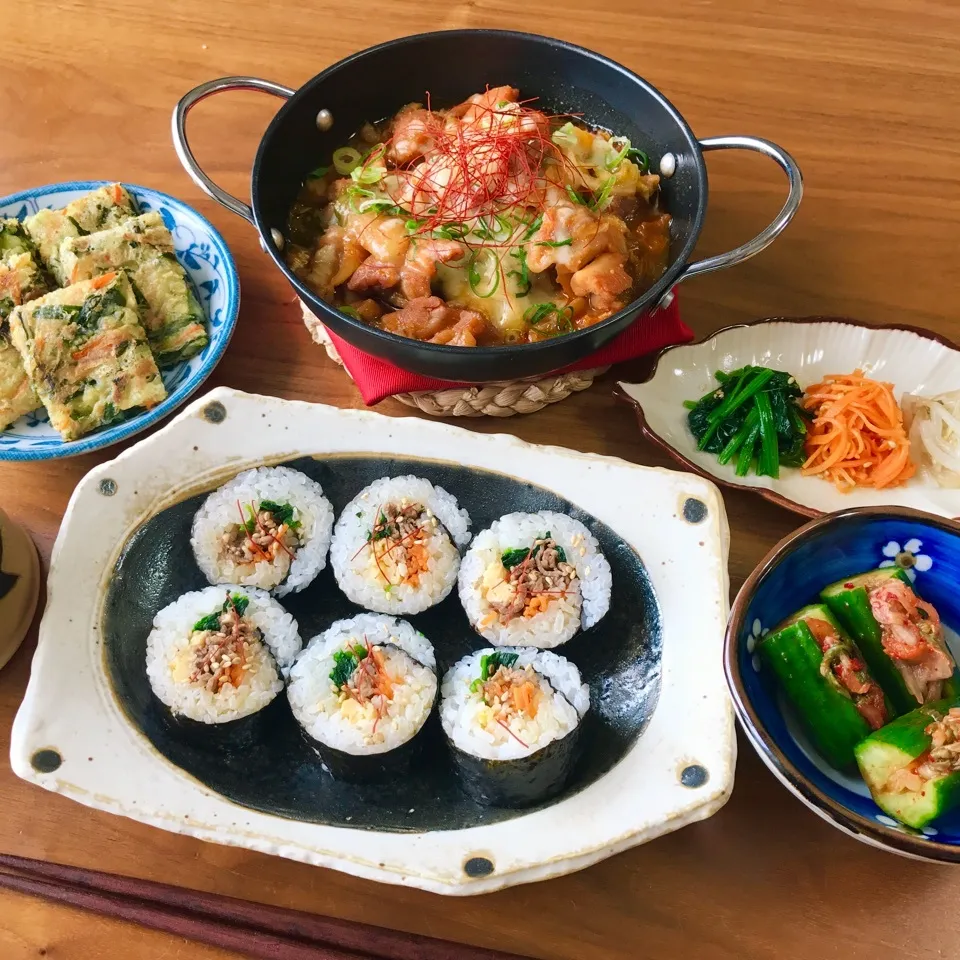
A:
725;504;960;863
613;316;960;520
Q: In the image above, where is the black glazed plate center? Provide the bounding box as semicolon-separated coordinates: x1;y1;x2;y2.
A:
103;455;662;832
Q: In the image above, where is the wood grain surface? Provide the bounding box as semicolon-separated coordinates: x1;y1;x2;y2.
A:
2;0;959;957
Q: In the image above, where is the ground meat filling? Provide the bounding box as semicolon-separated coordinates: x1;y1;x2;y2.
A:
221;507;300;567
340;645;394;704
188;604;260;693
361;500;439;588
886;707;960;793
489;536;579;625
481;664;542;721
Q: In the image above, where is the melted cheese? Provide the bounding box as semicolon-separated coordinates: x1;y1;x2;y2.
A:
435;262;561;334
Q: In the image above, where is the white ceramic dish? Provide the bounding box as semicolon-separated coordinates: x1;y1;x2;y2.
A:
618;317;960;519
11;386;734;895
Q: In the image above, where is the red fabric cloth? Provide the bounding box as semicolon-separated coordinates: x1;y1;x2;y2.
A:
324;294;692;405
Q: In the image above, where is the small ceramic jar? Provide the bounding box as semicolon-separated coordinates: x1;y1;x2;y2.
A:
0;507;40;669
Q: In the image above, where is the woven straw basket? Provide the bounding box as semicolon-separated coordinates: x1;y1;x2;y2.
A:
300;300;607;417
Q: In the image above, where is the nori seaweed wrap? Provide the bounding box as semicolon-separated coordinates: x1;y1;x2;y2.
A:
440;647;590;807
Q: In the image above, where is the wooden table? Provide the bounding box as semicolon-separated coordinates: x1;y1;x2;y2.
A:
2;1;959;957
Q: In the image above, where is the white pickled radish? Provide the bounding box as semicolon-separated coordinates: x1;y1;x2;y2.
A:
902;389;960;488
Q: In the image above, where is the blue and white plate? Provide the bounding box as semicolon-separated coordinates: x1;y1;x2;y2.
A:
0;180;239;461
726;507;960;862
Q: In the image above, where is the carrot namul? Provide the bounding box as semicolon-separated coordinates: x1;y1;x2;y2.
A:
801;370;916;492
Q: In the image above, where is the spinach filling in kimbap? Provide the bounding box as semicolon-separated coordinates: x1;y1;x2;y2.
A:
145;586;301;724
191;466;334;596
327;640;430;739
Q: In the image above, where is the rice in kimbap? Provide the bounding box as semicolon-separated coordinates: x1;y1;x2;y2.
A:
330;476;470;615
191;466;334;596
458;512;611;648
441;647;590;806
145;586;301;724
287;613;438;781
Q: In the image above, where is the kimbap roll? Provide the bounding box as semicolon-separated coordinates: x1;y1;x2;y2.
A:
458;512;611;648
287;614;438;781
330;476;471;615
441;647;590;807
191;466;334;596
145;586;301;724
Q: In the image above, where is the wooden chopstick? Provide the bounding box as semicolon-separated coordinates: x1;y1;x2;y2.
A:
0;854;532;960
0;868;364;960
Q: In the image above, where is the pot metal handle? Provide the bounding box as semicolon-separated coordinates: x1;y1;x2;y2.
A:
668;135;802;298
172;77;295;225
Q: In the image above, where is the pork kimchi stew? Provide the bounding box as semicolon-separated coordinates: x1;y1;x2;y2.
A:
284;86;672;347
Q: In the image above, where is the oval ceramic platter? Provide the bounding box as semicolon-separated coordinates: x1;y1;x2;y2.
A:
0;181;239;461
11;387;734;895
617;318;960;519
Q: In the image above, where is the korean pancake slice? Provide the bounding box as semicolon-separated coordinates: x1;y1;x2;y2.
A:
59;211;208;366
8;271;166;440
23;183;136;283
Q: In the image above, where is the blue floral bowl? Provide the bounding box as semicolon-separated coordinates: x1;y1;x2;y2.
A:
726;507;960;862
0;181;239;461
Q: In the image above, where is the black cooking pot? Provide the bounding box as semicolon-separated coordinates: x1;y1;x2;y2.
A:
173;30;802;383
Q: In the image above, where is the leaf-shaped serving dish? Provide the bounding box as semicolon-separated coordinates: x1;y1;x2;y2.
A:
618;317;960;519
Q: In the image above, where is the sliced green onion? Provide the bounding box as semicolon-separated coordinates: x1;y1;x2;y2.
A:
524;302;557;325
523;302;575;335
339;305;361;319
467;250;500;298
432;222;469;240
551;122;578;149
508;247;530;296
605;137;632;171
521;213;543;242
523;303;574;336
535;238;572;248
351;149;387;185
491;213;513;241
306;165;329;180
557;306;575;333
626;147;650;172
591;176;616;211
357;197;402;215
404;218;422;233
333;147;363;175
566;185;589;206
344;185;375;212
